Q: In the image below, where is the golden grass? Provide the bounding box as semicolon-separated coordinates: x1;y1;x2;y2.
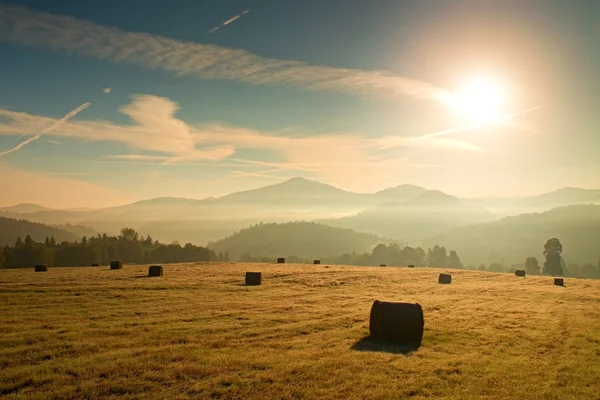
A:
1;263;600;399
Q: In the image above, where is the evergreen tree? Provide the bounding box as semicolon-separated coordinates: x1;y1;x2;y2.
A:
524;257;540;275
447;250;463;269
427;245;447;268
543;238;563;276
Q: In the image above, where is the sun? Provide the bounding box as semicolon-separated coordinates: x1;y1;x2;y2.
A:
451;74;507;124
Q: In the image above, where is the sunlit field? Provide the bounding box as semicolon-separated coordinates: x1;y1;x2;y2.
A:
1;263;600;400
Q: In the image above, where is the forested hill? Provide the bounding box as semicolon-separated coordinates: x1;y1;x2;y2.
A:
427;205;600;266
207;221;383;260
0;217;78;246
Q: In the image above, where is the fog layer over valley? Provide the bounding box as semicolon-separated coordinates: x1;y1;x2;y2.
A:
2;177;600;269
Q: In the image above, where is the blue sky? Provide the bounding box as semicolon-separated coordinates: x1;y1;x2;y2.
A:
0;0;599;208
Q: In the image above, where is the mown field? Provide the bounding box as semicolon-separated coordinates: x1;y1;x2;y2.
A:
1;263;600;400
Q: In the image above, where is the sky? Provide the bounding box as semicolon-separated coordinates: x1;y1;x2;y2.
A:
0;0;599;208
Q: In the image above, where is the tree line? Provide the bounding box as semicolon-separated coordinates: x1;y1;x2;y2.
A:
0;228;217;268
238;243;464;269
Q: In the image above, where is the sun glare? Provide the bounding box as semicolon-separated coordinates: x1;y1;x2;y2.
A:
451;74;507;124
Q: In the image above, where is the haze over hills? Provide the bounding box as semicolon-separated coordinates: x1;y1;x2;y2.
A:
1;177;600;252
428;205;600;266
0;203;50;214
470;187;600;215
321;190;495;242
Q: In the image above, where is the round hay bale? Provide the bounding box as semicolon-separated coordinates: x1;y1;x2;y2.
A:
245;272;262;286
438;273;452;284
515;269;526;277
110;260;123;270
277;257;285;264
91;263;99;267
34;264;48;272
380;264;386;267
148;265;163;277
313;260;321;265
369;300;424;344
554;278;564;286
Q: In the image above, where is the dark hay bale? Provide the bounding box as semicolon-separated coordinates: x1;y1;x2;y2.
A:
148;265;163;277
91;263;99;267
277;258;285;264
246;272;262;286
438;273;452;284
554;278;564;286
369;300;424;344
34;264;48;272
313;260;321;265
380;264;386;267
110;261;123;270
515;269;526;277
408;264;415;268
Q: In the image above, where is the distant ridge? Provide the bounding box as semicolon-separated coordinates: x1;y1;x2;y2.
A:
0;203;50;214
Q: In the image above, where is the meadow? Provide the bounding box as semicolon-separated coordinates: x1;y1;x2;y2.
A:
1;263;599;399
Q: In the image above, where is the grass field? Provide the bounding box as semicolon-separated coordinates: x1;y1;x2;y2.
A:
1;263;600;399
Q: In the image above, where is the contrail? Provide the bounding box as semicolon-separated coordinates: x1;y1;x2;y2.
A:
209;9;250;33
376;106;543;151
415;106;543;141
0;102;91;157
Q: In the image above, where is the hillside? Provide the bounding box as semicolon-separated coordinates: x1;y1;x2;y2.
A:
471;187;600;215
0;203;50;214
323;191;494;242
51;223;101;238
207;221;383;259
428;205;600;266
0;217;78;246
372;184;428;202
1;264;599;399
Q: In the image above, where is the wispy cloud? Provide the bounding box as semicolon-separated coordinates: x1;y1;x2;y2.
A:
0;4;453;104
0;94;484;192
46;139;62;145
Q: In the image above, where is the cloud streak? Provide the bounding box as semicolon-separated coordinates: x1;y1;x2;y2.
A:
0;101;90;157
377;106;543;151
0;4;453;103
209;9;250;34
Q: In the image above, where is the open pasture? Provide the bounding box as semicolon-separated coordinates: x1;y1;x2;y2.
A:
1;263;600;399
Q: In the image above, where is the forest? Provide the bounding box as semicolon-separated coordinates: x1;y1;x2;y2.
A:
0;228;216;268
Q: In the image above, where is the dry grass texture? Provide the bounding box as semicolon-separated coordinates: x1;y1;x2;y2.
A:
1;263;600;399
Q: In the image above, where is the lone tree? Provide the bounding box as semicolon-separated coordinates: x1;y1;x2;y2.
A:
524;256;540;275
447;250;463;269
543;238;563;276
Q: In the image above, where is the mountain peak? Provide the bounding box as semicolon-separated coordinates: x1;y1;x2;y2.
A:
0;203;50;213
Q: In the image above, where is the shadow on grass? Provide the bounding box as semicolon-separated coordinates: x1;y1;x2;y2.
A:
351;335;421;355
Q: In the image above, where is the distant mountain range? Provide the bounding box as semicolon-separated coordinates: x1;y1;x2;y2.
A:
321;190;494;241
1;177;599;248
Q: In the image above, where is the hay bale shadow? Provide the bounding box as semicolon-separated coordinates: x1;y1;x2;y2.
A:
351;335;420;355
